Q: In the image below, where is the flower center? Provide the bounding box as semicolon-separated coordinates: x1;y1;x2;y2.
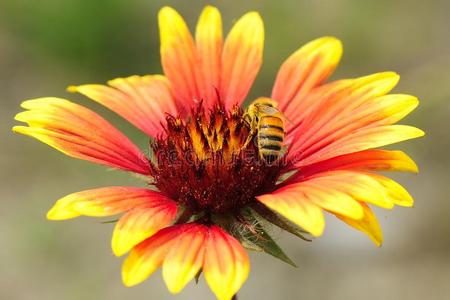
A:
150;103;283;216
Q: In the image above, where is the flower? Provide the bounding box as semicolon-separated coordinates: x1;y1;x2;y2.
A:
13;5;423;300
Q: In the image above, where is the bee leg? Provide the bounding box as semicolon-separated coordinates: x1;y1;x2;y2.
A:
241;132;254;150
241;121;257;150
242;111;252;126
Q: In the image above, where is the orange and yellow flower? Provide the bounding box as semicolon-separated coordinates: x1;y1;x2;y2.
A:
13;5;423;300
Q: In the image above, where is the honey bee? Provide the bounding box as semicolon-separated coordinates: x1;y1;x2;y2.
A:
243;97;285;164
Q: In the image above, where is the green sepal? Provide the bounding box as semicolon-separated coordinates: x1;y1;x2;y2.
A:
252;224;298;267
101;219;118;224
235;210;297;267
194;269;202;284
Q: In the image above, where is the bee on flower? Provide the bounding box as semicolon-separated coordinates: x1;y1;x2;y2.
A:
13;5;423;300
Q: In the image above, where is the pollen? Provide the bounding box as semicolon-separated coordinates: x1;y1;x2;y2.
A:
150;103;283;215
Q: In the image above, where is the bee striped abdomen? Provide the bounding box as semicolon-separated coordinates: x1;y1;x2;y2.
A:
242;97;285;164
258;115;284;164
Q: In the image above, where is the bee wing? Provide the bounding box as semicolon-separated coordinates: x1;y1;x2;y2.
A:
255;105;280;115
282;114;295;126
275;109;294;126
256;105;295;127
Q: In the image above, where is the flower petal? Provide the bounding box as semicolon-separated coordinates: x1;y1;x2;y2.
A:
295;125;424;167
69;75;177;137
257;190;326;237
220;11;264;108
13;98;150;174
123;224;250;298
159;6;201;110
112;201;178;257
162;224;208;294
203;226;250;300
370;174;414;207
302;171;394;209
257;170;406;236
195;6;223;108
303;93;418;150
297;150;419;177
47;187;169;220
336;202;383;246
272;36;342;127
285;72;394;133
288;90;419;166
286;72;422;164
122;225;184;287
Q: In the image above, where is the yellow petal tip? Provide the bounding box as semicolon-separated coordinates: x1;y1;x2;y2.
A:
111;236;128;257
412;127;425;138
46;209;58;220
121;273;139;288
410;164;419;174
319;36;343;48
202;5;219;12
372;234;383;247
67;85;78;93
12;125;24;133
167;286;182;295
158;6;178;19
374;240;382;247
46;207;77;221
112;245;126;257
245;11;263;27
419;129;425;137
309;225;325;237
121;255;146;287
46;198;81;220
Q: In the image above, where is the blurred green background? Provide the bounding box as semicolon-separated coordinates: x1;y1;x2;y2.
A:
1;0;449;299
